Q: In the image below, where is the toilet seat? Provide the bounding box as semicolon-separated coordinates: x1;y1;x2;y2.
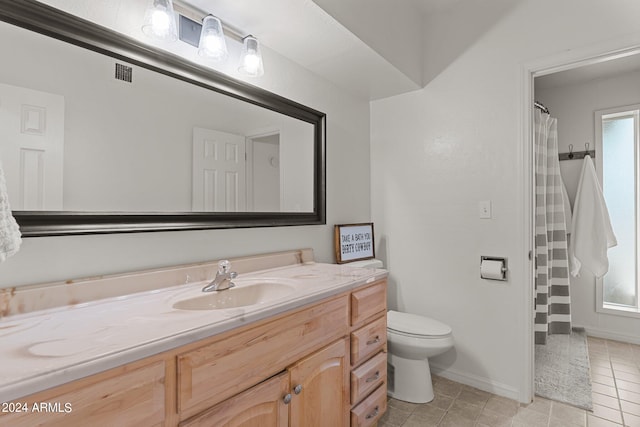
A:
387;310;452;339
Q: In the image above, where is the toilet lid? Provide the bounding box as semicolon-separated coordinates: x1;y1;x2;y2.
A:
387;310;452;337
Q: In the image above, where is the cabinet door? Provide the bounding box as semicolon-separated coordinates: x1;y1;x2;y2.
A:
289;338;350;427
180;372;289;427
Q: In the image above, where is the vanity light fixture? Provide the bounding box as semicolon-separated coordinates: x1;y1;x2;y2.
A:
238;35;264;77
141;0;178;42
197;15;228;61
142;0;265;77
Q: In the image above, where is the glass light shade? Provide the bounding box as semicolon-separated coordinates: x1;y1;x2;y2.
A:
198;15;228;61
141;0;178;42
238;36;264;77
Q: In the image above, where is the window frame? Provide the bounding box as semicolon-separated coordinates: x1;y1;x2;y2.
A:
594;104;640;318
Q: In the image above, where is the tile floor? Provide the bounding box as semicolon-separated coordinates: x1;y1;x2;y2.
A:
379;337;640;426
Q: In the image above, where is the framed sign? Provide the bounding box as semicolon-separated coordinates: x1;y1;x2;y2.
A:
334;223;375;264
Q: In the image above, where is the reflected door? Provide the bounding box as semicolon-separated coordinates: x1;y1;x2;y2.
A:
192;127;246;212
0;83;64;210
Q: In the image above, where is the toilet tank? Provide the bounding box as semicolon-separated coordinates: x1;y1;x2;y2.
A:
345;259;384;269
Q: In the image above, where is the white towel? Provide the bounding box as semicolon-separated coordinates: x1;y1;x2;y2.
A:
561;177;572;233
569;155;616;278
0;161;21;262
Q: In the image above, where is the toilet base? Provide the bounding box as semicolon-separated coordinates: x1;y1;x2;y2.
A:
386;353;434;403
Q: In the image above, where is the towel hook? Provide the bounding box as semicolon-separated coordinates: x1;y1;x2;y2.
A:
568;144;574;159
585;142;590;152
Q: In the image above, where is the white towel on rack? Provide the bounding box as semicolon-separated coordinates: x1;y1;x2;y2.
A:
561;176;572;233
0;161;21;262
569;155;616;278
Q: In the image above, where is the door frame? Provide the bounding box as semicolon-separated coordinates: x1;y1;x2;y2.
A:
245;128;281;212
520;34;640;403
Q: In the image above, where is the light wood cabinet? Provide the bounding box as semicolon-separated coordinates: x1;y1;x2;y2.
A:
179;372;289;427
351;351;387;404
289;338;350;427
351;316;387;367
0;360;166;427
2;279;388;427
350;384;387;427
181;338;350;427
349;280;387;427
176;295;349;418
351;280;387;327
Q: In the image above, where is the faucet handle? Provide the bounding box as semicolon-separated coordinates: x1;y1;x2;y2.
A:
218;260;231;273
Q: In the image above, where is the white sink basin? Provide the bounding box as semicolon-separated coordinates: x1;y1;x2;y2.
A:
173;281;295;310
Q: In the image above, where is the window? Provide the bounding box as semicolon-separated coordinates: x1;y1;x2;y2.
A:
595;106;640;317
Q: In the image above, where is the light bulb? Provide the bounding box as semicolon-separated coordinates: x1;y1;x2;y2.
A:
198;15;228;61
238;36;264;77
141;0;177;42
242;53;260;74
151;10;171;34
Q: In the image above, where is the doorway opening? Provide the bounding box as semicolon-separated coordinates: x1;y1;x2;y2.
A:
246;131;281;212
523;41;640;406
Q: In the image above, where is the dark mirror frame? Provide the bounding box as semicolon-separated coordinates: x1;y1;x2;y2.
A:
0;0;326;237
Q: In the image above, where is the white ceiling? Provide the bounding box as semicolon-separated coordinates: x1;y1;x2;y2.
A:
182;0;515;100
183;0;426;100
409;0;465;14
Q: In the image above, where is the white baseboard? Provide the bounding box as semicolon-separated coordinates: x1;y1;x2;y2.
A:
430;362;522;402
576;325;640;345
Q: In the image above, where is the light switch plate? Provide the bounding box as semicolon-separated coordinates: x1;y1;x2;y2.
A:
479;200;492;219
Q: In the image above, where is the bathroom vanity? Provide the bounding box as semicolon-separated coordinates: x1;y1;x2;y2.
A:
0;249;387;426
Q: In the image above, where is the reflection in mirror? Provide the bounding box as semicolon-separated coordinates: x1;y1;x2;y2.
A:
0;0;325;236
0;21;314;213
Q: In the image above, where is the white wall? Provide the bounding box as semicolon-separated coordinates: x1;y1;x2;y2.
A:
371;0;640;400
0;2;371;287
280;118;315;212
537;69;640;344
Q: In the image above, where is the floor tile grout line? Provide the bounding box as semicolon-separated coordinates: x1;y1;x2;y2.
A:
608;340;627;427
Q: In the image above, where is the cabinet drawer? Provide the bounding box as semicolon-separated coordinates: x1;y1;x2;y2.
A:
0;361;165;427
351;316;386;366
177;295;349;417
351;280;386;326
351;351;387;405
350;383;387;427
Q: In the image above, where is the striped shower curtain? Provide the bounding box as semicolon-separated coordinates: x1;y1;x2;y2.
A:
534;109;571;345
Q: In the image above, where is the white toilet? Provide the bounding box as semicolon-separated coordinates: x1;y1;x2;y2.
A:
386;310;454;403
347;258;454;404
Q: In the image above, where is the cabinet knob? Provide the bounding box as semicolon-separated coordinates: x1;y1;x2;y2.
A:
283;393;292;404
365;371;380;383
365;405;379;420
293;384;303;395
366;335;380;346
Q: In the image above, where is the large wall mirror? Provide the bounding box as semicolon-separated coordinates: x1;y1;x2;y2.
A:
0;0;326;236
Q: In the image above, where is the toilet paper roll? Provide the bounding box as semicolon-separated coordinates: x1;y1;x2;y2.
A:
480;259;505;280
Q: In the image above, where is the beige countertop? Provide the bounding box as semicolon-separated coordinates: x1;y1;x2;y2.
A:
0;261;387;403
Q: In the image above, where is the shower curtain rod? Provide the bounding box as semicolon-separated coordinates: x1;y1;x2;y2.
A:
534;101;549;114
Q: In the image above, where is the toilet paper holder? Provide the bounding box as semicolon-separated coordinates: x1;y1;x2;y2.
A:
480;256;508;281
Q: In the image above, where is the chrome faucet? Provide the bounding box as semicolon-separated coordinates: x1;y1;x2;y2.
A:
202;260;238;292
